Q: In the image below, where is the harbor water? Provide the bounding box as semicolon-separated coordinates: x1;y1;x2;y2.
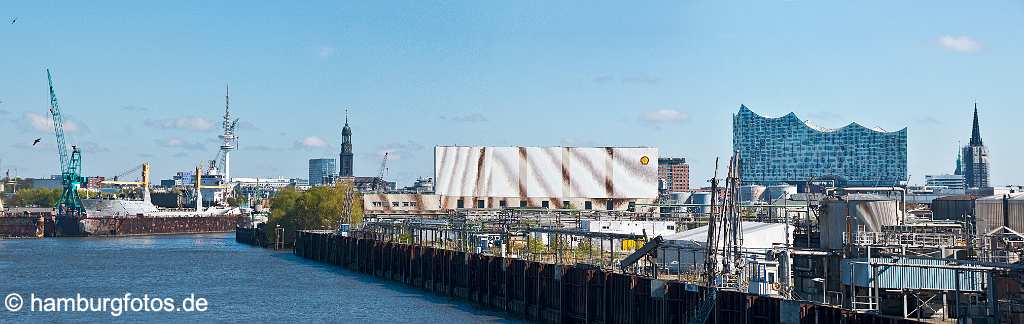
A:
0;233;518;323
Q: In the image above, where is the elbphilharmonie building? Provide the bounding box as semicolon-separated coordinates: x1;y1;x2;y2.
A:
732;106;907;187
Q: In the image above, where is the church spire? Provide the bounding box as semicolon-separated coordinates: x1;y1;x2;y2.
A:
340;108;354;177
954;144;963;175
970;103;983;146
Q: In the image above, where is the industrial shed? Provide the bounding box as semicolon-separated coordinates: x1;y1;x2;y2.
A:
931;195;976;225
975;193;1024;235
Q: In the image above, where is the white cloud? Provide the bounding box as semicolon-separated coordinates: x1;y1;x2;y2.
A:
938;35;982;53
640;109;689;126
145;117;213;131
296;136;328;149
318;46;335;58
373;141;425;161
24;112;81;133
79;141;111;153
155;138;205;151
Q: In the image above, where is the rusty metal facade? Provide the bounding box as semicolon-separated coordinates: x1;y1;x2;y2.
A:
434;146;659;210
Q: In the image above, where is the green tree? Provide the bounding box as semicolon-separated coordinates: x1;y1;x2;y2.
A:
265;182;363;244
10;188;62;207
226;195;248;207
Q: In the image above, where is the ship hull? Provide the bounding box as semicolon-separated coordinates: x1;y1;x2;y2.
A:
78;215;243;236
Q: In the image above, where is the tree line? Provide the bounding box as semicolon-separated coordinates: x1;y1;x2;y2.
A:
265;182;363;244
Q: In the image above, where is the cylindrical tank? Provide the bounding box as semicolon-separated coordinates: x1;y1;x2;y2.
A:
766;185;797;202
690;192;712;215
975;193;1024;235
669;192;692;205
819;194;899;250
739;185;766;203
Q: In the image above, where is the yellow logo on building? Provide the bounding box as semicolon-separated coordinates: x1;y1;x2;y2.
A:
640;156;650;165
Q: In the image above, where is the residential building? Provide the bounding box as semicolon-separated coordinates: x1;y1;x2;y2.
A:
733;105;907;187
30;175;63;190
85;176;106;189
401;177;434;193
658;158;690;192
308;158;337;186
233;177;294;198
289;178;310;191
349;176;396;193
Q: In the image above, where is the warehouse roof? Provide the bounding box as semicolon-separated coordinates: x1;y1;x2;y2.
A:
662;222;791;250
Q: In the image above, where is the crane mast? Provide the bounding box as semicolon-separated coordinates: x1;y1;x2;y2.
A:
374;152;389;193
47;69;85;216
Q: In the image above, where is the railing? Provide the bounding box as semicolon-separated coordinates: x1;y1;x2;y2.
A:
853;231;963;248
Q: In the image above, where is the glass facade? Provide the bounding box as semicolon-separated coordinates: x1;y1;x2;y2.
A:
733;106;907;186
308;158;337;186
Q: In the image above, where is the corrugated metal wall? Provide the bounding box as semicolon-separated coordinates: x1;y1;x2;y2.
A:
976;194;1024;235
841;258;986;291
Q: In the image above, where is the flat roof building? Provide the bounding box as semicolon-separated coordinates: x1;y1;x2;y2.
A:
658;158;690;192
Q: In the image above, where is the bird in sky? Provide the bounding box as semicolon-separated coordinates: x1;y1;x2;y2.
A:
32;138;41;146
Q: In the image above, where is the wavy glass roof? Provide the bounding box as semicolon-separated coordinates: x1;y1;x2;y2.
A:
733;105;907;186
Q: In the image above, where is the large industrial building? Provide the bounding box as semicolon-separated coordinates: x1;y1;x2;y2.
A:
733;105;907;187
433;146;659;210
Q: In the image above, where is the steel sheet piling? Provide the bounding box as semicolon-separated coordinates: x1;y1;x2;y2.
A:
286;230;922;324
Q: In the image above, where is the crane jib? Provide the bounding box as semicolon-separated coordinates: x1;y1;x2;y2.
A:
46;69;85;215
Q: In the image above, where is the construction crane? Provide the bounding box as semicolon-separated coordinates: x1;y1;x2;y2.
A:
101;163;151;203
374;152;389;193
47;69;85;216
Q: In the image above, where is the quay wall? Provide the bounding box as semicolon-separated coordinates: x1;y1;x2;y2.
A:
292;231;921;324
235;227;268;248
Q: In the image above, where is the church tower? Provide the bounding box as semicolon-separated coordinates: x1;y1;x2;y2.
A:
962;104;990;189
339;111;354;177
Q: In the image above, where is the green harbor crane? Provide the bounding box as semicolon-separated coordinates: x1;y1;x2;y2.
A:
47;69;85;216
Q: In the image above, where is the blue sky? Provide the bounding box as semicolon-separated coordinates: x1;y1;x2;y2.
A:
1;1;1022;186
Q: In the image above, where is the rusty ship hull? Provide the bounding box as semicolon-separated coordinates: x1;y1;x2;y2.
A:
70;199;243;236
